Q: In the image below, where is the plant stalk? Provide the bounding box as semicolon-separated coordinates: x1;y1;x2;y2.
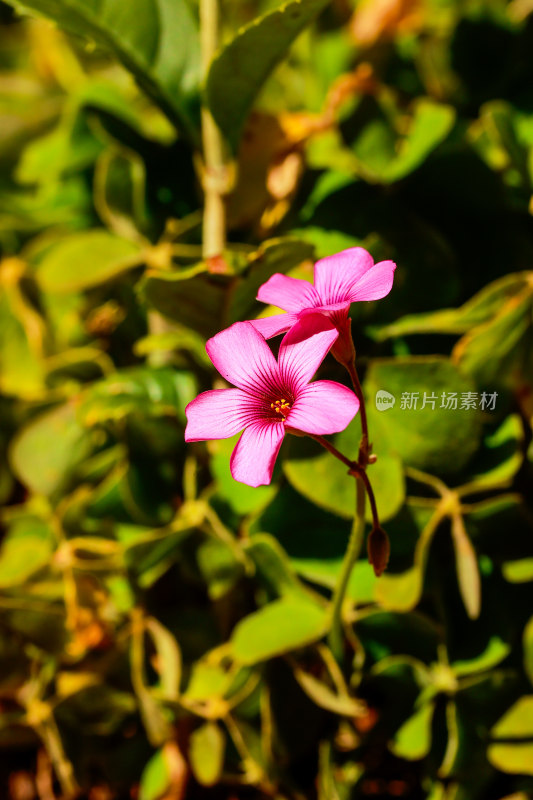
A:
200;0;226;259
328;477;366;659
311;435;379;530
345;357;369;462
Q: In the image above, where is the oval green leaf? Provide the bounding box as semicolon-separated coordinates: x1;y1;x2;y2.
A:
231;598;328;665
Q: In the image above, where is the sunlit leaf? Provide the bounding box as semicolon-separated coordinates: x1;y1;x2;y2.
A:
10;402;92;496
450;513;481;620
0;517;54;588
452;637;510;677
36;230;142;292
502;559;533;583
141;237;313;338
189;722;225;786
491;696;533;738
365;357;483;475
79;367;196;426
381;100;456;184
196;538;243;600
291;666;363;716
206;0;330;152
390;700;435;760
284;422;405;523
487;743;533;776
453;280;533;389
371;272;531;341
210;435;278;515
231;599;328;665
246;533;312;601
488;696;533;776
7;0;201;138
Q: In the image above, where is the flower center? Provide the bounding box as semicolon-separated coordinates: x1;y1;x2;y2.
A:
271;398;291;419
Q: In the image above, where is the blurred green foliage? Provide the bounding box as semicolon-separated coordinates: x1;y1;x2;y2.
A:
0;0;532;798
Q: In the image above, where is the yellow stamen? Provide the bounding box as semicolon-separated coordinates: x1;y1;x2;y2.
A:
271;398;291;418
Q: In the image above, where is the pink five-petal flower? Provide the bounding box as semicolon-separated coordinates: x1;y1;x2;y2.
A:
185;316;359;487
250;247;396;360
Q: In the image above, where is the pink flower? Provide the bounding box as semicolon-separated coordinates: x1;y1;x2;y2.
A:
185;316;359;487
250;247;396;361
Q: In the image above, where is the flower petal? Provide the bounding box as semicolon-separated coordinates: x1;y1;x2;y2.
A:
249;313;298;339
230;421;285;487
185;389;261;441
348;259;396;301
286;380;359;435
278;314;338;394
314;247;375;304
257;273;320;312
206;322;280;395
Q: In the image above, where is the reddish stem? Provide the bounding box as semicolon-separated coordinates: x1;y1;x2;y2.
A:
310;435;380;530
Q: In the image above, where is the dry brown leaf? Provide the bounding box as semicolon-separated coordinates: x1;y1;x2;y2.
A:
351;0;424;46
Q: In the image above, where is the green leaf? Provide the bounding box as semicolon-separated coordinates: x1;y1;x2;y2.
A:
231;599;328;665
16;108;102;186
141;238;314;338
196;539;243;600
14;79;139;186
206;0;330;152
291;666;363;717
10;402;92;496
134;328;212;368
453;280;533;389
375;503;439;612
250;484;352;592
210;435;277;515
284;421;405;523
0;517;55;588
390;700;435;760
491;696;533;738
36;230;142;292
502;559;533;583
371;272;531;341
130;618;173;747
487;742;533;777
183;662;228;705
189;722;225;787
88;460;176;527
79;367;196;426
245;534;312;601
364;357;483;475
473;101;530;183
139;749;169;800
452;637;511;678
347;98;454;184
450;513;481;620
380;100;455;183
145;618;181;701
488;697;533;776
467;415;524;490
8;0;201;138
375;566;424;612
0;262;46;399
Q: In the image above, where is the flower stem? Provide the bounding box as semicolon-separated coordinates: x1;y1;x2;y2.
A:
200;0;226;259
310;435;379;530
350;466;380;530
309;434;354;469
328;477;366;659
345;357;369;462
